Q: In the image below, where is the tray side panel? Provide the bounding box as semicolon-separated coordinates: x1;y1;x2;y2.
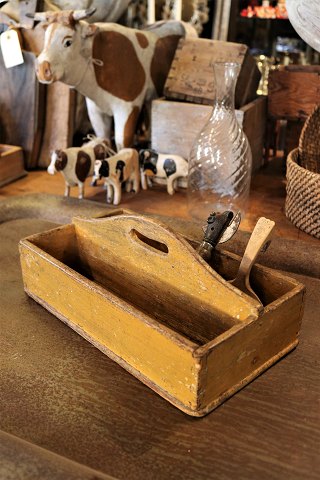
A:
19;242;200;413
198;287;305;414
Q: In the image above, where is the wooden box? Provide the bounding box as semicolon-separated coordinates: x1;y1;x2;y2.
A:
268;65;320;120
19;211;305;417
151;96;267;172
164;37;261;108
0;144;26;187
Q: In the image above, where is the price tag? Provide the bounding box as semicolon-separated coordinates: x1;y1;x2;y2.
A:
0;29;24;69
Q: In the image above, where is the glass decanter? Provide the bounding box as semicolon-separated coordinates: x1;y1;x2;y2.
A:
187;62;252;220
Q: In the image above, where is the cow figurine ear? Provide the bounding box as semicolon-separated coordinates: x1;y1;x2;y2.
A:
81;23;98;38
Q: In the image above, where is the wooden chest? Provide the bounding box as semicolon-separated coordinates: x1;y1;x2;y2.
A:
151;96;267;172
164;37;260;108
19;211;305;416
268;65;320;120
0;144;26;187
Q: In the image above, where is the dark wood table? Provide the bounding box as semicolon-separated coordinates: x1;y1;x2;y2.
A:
0;195;319;480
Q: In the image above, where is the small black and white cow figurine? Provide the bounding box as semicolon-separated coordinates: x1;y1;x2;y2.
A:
93;148;140;205
47;138;110;199
139;149;188;195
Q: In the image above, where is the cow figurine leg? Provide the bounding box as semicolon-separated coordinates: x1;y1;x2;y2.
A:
105;179;121;205
86;98;113;141
104;181;114;204
114;106;141;150
112;181;121;205
166;175;179;195
125;181;132;193
140;169;148;190
78;182;85;199
125;150;140;193
131;173;140;193
64;184;71;197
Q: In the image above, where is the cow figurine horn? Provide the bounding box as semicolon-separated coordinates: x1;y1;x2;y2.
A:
72;7;97;21
32;12;49;22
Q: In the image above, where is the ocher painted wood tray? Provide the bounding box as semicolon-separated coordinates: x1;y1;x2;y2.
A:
19;210;305;416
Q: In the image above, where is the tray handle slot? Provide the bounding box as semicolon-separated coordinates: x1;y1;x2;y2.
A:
130;229;169;255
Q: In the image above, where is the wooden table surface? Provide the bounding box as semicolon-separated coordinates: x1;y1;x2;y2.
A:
0;162;319;480
0;201;319;480
0;158;318;245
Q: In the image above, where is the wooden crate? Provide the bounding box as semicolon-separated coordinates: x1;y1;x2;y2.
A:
151;96;267;172
164;38;261;108
268;66;320;120
0;144;26;187
19;211;305;417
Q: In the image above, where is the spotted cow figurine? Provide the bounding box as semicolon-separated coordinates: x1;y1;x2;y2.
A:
47;138;110;199
139;149;188;195
34;8;196;150
93;148;140;205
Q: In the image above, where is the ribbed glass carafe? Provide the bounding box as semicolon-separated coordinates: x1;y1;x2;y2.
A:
187;62;252;220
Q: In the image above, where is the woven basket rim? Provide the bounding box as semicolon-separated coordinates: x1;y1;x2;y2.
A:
287;148;320;180
286;148;320;240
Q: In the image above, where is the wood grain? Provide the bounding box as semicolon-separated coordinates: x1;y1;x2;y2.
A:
19;210;304;416
38;83;76;168
0;144;26;187
230;217;275;301
72;215;258;343
241;96;267;171
0;430;115;480
268;66;320;120
0;216;318;478
164;37;260;108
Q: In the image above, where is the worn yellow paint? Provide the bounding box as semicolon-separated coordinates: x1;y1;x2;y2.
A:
19;213;306;416
72;215;259;344
20;241;200;411
197;280;305;412
74;215;259;321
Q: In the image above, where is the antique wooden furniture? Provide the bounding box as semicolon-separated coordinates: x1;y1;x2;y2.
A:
266;65;320;162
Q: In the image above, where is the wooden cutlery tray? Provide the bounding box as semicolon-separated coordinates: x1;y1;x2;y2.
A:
19;210;305;416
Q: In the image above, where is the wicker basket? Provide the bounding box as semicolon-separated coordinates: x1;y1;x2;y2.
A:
286;149;320;239
298;105;320;173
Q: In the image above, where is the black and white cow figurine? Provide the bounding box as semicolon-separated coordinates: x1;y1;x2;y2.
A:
47;138;110;199
93;148;140;205
139;149;188;195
